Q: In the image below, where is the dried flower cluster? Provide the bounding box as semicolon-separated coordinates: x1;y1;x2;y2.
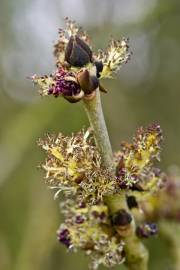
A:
31;18;131;102
39;124;163;268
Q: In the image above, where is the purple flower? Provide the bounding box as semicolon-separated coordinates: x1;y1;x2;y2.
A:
57;228;71;248
49;68;81;98
75;215;85;224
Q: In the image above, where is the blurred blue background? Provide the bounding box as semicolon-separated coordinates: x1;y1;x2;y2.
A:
0;0;180;269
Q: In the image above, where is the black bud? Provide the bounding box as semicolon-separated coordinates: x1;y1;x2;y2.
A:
95;61;103;78
65;35;92;67
111;209;132;226
127;196;138;209
75;36;92;61
65;36;74;63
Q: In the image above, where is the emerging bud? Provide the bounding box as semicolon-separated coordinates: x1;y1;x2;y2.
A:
65;35;92;67
77;69;99;94
126;196;138;209
111;209;132;237
111;209;132;226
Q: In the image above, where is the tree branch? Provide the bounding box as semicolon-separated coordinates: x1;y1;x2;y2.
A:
83;88;149;270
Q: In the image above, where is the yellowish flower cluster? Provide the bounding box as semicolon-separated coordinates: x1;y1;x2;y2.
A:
96;39;131;79
59;201;124;269
116;123;163;191
38;130;115;203
38;124;164;268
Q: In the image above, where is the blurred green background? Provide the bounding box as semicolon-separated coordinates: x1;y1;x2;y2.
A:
0;0;180;269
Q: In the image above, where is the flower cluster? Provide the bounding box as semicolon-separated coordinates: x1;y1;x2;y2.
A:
31;18;131;102
116;123;163;192
96;39;130;79
38;130;115;204
39;124;163;268
58;200;124;269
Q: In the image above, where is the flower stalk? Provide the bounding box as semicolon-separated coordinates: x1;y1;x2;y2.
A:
83;88;114;174
83;89;149;270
